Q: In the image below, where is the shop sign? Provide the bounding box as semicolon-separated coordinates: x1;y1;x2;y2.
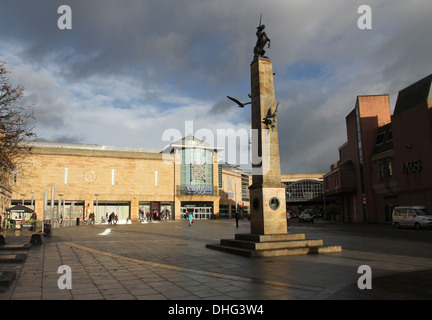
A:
218;165;223;188
186;185;213;195
402;160;422;174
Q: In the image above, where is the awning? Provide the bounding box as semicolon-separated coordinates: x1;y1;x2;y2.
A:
5;205;34;213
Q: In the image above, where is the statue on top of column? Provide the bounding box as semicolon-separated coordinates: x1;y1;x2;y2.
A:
253;14;271;60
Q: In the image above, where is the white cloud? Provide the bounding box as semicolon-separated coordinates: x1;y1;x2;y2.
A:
1;0;432;174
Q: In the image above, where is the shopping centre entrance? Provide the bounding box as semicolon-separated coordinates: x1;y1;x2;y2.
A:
181;202;213;220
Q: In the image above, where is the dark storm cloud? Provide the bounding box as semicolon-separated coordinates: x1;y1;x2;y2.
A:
1;0;432;174
0;0;254;93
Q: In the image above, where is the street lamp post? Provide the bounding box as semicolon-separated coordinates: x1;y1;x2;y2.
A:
58;194;63;225
95;194;100;224
228;164;241;221
30;190;34;210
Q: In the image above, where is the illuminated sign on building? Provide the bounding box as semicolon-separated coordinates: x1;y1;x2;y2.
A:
178;185;214;195
186;185;213;195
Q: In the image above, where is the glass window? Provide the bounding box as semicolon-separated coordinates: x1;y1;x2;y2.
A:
387;161;393;176
375;132;385;145
180;148;213;186
379;163;385;178
286;180;323;201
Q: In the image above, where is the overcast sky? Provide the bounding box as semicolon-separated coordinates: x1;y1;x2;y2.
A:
1;0;432;174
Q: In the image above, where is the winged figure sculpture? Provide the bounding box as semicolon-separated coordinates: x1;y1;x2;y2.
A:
262;101;279;130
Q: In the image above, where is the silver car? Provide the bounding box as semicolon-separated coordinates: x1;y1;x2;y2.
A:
299;210;314;223
392;206;432;230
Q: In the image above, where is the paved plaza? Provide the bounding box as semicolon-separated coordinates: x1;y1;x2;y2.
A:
1;218;432;301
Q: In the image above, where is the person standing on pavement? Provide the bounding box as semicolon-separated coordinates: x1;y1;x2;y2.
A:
188;211;194;227
235;211;239;228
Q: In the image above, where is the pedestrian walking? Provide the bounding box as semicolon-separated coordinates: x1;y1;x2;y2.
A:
114;214;118;224
188;211;194;227
109;212;115;225
235;211;239;228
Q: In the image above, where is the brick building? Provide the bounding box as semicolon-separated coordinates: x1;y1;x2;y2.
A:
389;74;432;210
324;74;432;223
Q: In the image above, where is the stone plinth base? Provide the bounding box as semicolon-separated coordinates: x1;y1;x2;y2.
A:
206;233;342;258
0;271;16;287
249;185;287;235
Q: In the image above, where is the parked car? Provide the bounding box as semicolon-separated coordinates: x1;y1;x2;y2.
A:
289;211;298;219
392;206;432;229
299;210;314;223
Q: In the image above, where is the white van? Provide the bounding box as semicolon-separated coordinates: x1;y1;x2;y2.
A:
392;206;432;229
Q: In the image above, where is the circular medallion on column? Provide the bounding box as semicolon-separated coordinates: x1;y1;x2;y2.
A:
269;197;280;210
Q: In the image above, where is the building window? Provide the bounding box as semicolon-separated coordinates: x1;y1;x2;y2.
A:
379;163;385;178
155;170;158;187
180;149;213;186
286;180;323;201
241;174;250;201
387;161;393;177
387;129;392;142
375;132;385;145
111;169;115;185
65;167;68;184
378;160;393;179
227;177;232;191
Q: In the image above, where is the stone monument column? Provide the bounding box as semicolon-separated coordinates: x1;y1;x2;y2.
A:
206;16;341;256
249;57;287;235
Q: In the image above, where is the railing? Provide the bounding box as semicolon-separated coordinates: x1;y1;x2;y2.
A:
42;218;77;229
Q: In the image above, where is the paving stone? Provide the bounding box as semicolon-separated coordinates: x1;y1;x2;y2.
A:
0;220;431;301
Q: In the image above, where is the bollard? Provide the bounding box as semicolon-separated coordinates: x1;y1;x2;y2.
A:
43;223;51;237
30;233;43;245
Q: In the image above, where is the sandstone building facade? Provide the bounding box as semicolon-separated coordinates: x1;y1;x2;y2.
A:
8;136;248;224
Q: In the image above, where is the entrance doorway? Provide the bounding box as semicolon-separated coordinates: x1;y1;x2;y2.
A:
181;202;213;220
94;201;130;223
